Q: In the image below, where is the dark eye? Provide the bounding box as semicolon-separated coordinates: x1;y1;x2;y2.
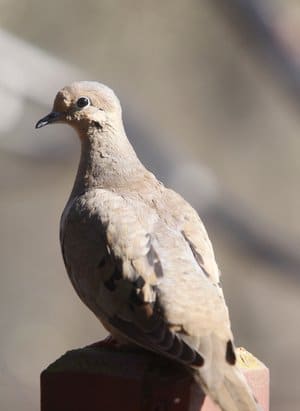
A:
76;96;90;108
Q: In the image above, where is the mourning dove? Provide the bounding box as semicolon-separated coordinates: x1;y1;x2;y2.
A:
36;81;262;411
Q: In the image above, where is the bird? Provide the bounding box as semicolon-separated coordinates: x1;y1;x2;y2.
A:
36;81;262;411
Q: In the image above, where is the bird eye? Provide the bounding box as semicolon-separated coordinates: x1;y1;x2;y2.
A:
76;96;90;109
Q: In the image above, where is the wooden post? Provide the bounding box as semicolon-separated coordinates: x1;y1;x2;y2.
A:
41;342;269;411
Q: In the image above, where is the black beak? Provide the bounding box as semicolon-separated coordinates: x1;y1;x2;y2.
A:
35;111;62;129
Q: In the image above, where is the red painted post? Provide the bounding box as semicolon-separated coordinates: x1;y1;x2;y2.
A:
41;342;269;411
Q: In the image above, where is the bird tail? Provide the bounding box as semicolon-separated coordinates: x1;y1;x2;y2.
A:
193;337;263;411
198;366;262;411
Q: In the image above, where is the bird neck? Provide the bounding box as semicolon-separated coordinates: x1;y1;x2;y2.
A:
70;127;144;197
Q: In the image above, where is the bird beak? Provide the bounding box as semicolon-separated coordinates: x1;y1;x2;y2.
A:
35;111;63;129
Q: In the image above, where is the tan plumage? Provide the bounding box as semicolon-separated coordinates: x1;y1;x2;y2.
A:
36;81;262;411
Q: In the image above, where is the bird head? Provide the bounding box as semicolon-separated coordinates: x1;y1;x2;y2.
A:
35;81;122;137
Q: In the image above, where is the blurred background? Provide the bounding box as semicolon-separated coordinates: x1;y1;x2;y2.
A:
0;1;299;410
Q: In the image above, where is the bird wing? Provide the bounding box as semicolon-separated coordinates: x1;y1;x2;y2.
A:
160;188;222;287
88;188;206;367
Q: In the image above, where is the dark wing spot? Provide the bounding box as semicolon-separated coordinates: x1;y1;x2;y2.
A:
226;340;236;365
147;243;163;278
129;288;145;306
181;231;210;278
193;352;205;367
104;267;122;291
134;275;146;290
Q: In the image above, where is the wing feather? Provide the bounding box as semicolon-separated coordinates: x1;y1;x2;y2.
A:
91;190;205;367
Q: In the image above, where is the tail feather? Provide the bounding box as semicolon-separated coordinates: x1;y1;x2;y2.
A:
217;366;261;411
193;335;263;411
195;365;262;411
